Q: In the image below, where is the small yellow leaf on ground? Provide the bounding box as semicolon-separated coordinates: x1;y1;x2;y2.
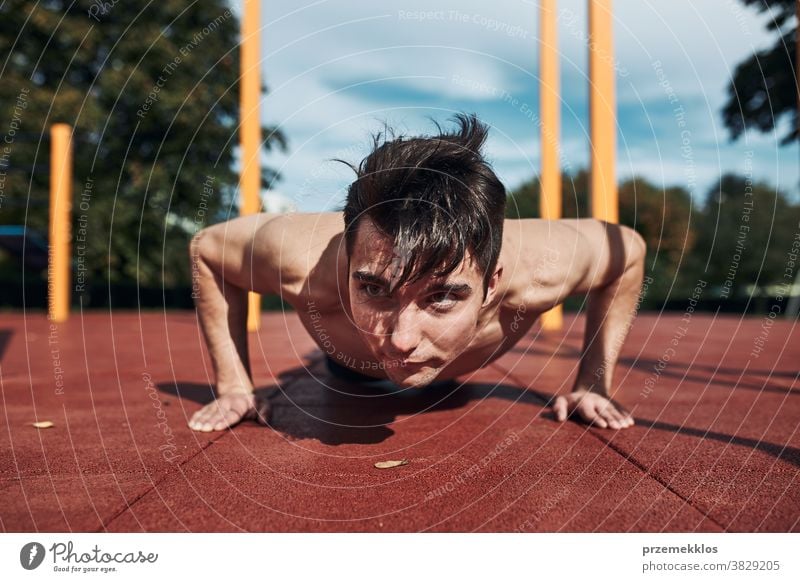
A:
31;421;54;429
374;459;408;469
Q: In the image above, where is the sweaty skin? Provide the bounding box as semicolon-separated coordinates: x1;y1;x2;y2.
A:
187;212;646;432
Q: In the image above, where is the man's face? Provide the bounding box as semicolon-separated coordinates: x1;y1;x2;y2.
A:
347;217;500;388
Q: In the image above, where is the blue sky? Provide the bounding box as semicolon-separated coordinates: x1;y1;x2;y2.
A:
241;0;799;212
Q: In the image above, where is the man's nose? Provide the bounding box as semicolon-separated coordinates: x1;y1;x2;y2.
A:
386;305;422;358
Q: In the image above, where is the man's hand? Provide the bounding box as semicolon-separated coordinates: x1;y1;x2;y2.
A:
188;391;270;432
552;388;634;430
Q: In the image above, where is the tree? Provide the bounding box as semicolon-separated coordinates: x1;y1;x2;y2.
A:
722;0;797;144
618;177;695;301
507;171;696;302
507;171;800;304
0;0;287;297
505;176;539;219
505;169;590;220
688;174;800;299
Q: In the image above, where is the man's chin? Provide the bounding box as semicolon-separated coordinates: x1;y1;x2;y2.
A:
386;365;441;388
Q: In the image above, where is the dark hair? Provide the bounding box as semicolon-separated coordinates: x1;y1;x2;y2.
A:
334;112;506;300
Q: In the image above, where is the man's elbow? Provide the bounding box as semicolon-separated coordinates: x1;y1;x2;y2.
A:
189;225;222;262
626;227;647;264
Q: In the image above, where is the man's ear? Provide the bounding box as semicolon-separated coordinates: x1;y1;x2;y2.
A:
482;263;503;306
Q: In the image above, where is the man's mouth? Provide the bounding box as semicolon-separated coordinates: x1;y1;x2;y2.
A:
400;358;441;369
381;355;427;367
378;351;442;370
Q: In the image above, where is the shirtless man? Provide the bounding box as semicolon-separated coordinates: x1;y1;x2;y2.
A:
187;113;646;433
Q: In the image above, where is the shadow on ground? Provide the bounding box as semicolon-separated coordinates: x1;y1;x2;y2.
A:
510;343;798;396
160;356;548;446
0;328;12;362
161;354;799;468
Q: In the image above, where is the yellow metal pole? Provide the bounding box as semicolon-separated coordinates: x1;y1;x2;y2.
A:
48;124;73;322
240;0;262;332
588;0;618;223
539;0;563;331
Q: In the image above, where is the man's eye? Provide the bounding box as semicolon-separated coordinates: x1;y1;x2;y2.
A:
430;292;457;305
361;284;384;297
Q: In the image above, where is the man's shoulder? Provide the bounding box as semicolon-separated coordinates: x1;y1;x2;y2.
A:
260;211;344;252
267;211;344;233
503;216;586;241
500;218;592;311
260;212;346;303
502;217;585;271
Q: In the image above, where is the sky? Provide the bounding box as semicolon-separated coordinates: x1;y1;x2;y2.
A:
236;0;799;212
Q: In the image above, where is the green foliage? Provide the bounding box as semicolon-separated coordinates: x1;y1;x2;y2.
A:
0;0;287;292
722;0;797;144
688;173;800;297
561;169;591;218
506;170;800;303
505;176;539;219
505;169;590;219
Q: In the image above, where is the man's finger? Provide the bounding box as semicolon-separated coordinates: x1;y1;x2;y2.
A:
190;407;211;428
617;410;634;428
611;405;634;428
583;405;607;428
576;404;603;428
199;403;227;432
598;405;620;429
608;408;627;429
553;396;568;422
188;411;201;429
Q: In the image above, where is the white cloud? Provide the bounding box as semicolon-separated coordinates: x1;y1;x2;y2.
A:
251;0;797;211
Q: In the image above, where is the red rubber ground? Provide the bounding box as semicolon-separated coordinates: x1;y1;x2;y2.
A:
1;311;798;532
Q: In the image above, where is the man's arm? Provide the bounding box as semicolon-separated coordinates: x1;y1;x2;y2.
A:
187;213;286;432
190;226;253;395
553;219;647;429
